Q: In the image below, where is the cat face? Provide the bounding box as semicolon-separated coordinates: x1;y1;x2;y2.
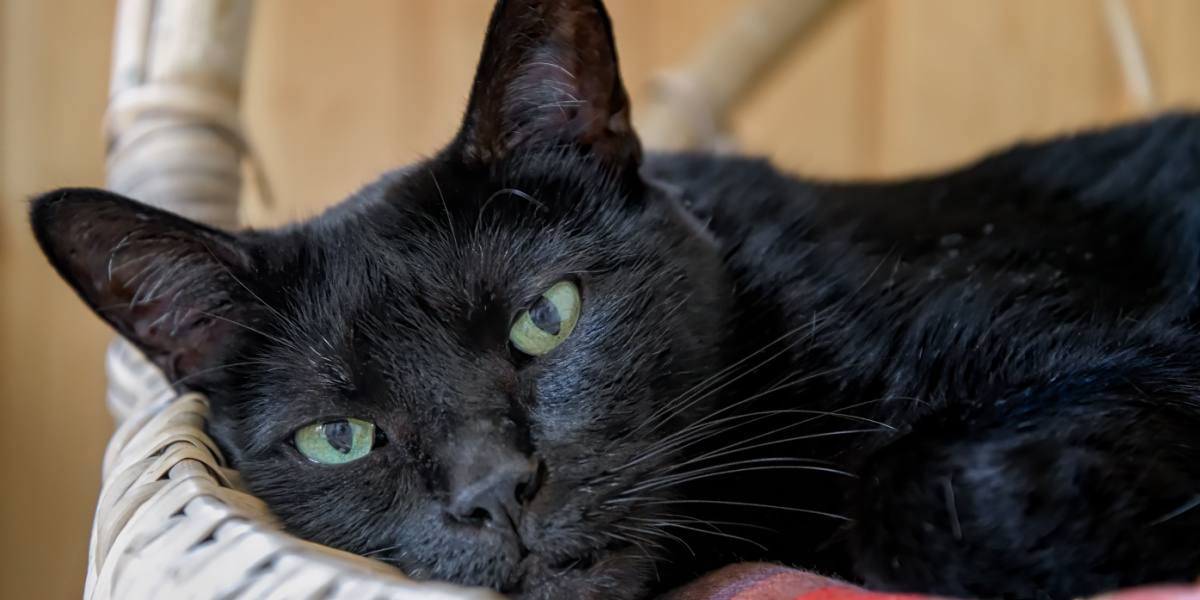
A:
31;1;729;597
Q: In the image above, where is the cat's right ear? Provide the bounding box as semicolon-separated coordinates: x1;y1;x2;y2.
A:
30;188;261;381
453;0;640;172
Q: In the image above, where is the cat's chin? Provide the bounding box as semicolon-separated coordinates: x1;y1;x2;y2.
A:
504;542;655;600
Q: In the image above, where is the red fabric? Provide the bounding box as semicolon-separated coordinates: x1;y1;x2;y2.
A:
1094;587;1200;600
663;563;1200;600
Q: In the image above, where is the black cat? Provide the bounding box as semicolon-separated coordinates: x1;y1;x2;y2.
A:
30;1;1200;599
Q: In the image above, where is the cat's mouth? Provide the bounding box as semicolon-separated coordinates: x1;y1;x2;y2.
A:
501;540;640;597
549;539;632;571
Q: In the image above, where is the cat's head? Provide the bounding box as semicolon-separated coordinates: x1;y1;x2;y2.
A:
31;0;729;597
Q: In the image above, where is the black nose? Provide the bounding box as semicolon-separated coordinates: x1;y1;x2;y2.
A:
447;449;543;530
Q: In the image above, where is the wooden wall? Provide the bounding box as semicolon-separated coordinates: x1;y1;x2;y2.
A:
2;1;1197;597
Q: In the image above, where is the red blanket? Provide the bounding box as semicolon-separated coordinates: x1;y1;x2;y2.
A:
664;564;1200;600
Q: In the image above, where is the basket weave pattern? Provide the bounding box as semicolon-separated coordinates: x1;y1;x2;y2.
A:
87;339;497;600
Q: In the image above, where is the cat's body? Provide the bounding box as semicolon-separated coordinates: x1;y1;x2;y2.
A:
644;117;1200;596
30;1;1200;599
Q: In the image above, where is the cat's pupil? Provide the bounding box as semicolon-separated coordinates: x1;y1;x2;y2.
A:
323;420;353;454
529;296;562;335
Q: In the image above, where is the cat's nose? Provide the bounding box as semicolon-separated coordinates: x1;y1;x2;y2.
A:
446;449;543;531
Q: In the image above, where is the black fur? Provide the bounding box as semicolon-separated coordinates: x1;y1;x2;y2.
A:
646;118;1200;597
28;1;1200;598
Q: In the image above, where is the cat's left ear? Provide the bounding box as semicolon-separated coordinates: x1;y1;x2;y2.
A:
29;188;263;382
453;0;640;171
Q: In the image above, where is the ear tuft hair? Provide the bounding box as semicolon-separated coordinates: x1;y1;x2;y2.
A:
30;188;260;380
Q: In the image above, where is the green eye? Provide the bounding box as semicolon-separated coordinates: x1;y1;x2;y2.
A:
509;280;582;356
294;418;376;465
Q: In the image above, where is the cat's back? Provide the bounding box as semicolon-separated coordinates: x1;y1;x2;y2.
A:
646;113;1200;420
647;113;1200;320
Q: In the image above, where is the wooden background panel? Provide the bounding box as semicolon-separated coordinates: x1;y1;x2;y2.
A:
872;0;1126;175
0;2;117;599
240;0;759;225
735;0;1193;178
732;0;886;176
243;0;1199;227
1133;0;1200;107
2;1;1197;597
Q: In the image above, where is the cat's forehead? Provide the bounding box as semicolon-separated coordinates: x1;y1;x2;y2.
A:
276;169;643;327
376;153;634;223
317;162;638;275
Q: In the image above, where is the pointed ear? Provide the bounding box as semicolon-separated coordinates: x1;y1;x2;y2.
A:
455;0;640;170
30;188;261;381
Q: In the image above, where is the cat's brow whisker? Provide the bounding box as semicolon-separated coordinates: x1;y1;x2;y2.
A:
476;187;546;233
427;167;457;246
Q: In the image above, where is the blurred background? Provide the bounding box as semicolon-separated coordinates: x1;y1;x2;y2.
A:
2;0;1198;597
